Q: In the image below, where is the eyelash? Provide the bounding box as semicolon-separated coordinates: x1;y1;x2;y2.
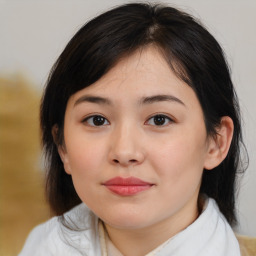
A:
82;114;174;127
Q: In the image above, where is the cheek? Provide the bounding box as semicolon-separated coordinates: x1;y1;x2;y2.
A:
65;139;107;205
149;133;206;182
66;137;106;177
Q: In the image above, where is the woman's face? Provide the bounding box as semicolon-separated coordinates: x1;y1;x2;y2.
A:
60;46;214;233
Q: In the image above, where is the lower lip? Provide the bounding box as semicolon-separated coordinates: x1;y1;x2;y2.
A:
105;185;152;196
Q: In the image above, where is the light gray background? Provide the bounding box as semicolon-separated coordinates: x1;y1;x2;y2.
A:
0;0;255;236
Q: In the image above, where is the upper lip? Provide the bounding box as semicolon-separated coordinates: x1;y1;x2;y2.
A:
103;176;153;186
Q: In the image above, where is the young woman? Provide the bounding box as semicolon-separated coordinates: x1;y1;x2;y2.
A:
19;3;246;256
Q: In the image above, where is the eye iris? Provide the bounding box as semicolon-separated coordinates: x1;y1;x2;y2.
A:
154;115;165;125
93;116;105;126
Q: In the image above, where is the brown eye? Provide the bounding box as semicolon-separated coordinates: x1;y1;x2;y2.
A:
84;115;109;126
146;114;173;126
154;115;166;125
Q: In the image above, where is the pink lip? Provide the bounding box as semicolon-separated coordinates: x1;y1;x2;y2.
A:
103;177;153;196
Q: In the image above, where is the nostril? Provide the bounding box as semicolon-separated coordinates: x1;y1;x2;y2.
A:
112;159;137;164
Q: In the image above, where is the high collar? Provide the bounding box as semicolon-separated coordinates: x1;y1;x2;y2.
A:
74;198;240;256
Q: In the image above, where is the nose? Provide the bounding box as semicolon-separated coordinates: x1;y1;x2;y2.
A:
108;123;145;167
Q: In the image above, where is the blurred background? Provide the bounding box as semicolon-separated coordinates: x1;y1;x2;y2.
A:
0;0;255;255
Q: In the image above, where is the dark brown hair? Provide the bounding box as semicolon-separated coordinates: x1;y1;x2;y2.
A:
41;2;247;225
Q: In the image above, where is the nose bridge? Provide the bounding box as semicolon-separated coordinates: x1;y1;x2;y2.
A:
109;120;144;166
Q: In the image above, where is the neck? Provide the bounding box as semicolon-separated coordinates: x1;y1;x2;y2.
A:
104;196;200;256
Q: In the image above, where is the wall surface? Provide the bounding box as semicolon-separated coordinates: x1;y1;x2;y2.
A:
1;0;255;237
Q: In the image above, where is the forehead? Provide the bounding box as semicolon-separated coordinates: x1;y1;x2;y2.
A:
69;46;199;110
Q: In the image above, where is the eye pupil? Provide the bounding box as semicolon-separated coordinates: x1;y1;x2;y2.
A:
154;115;165;125
93;116;105;126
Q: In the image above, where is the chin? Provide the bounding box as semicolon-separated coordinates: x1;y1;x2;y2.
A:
100;211;152;230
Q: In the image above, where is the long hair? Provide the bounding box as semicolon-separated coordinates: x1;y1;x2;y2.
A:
40;2;247;225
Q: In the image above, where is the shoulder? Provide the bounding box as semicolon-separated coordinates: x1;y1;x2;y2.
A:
18;203;100;256
196;198;241;256
18;215;62;256
155;197;241;256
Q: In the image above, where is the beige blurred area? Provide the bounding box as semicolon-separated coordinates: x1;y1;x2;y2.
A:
237;235;256;256
0;75;49;256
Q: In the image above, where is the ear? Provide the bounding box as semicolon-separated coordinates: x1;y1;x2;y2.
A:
51;125;72;175
204;116;234;170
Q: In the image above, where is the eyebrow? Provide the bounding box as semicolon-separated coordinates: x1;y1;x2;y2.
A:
74;94;185;107
140;94;186;107
74;95;112;106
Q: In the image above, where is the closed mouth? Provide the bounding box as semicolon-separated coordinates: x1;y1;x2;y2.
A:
102;176;154;196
